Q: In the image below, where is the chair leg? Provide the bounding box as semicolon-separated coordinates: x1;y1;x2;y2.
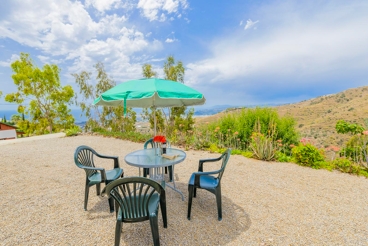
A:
215;187;222;221
149;215;160;246
193;187;197;197
168;166;173;182
84;185;90;211
143;168;148;178
115;218;122;246
108;197;115;213
160;200;167;228
96;183;101;195
187;185;194;220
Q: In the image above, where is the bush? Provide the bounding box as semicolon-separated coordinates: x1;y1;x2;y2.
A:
292;143;325;168
201;107;299;152
275;151;292;162
65;125;81;136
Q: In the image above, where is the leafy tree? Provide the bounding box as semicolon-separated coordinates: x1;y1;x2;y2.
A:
141;64;165;132
142;64;157;78
11;114;22;124
335;120;364;135
72;62;136;132
5;53;75;134
141;55;194;137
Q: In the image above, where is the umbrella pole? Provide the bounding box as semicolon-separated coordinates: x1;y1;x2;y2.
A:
153;107;157;136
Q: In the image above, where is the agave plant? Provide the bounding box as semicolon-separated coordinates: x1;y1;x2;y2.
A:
249;132;277;161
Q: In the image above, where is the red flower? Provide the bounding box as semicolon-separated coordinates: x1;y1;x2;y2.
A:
153;135;166;143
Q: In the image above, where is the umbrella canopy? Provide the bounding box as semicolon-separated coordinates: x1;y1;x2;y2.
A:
93;78;206;135
94;78;205;107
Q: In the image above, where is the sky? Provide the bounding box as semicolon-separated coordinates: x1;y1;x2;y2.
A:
1;0;368;111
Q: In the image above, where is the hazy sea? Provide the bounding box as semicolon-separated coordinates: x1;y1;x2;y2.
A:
0;108;215;128
0;109;87;123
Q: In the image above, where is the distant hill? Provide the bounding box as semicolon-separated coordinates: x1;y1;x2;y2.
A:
195;86;368;148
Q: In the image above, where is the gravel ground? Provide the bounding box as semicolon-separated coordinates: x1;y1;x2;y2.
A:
1;134;368;246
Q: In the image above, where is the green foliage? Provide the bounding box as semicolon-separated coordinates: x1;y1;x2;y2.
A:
141;55;194;137
72;62;136;133
332;157;368;176
65;125;81;136
275;151;293;162
142;64;157;78
241;151;254;158
200;107;298;152
292;143;325;168
332;158;353;172
5;53;75;134
10;114;22;124
335;120;364;135
208;143;225;154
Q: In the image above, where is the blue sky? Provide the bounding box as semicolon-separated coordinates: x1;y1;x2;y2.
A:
1;0;368;111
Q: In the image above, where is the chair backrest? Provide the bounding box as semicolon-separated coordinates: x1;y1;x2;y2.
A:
218;148;231;181
144;138;171;149
103;177;166;222
144;138;154;149
74;145;98;177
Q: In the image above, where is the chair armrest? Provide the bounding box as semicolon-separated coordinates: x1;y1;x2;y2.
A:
193;170;221;186
198;156;223;171
95;153;120;169
81;166;107;182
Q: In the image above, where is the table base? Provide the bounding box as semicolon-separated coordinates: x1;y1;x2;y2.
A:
139;166;184;201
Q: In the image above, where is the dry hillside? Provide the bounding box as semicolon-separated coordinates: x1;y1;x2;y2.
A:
196;86;368;148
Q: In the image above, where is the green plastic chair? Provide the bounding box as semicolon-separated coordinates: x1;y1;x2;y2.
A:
187;148;231;221
74;145;124;212
143;138;173;181
102;176;167;246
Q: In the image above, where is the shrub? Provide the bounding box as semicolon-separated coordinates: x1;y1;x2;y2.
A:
275;151;292;162
332;158;353;172
201;107;299;152
292;143;325;168
65;125;81;136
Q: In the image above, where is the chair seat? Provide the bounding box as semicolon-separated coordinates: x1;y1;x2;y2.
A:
89;168;123;185
188;174;219;189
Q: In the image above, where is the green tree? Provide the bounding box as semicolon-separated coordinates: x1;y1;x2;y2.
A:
141;55;194;136
73;62;136;132
336;120;364;135
11;114;22;124
5;53;75;134
142;64;157;78
141;64;165;132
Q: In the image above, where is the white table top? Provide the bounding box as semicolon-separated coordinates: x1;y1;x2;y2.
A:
124;148;186;168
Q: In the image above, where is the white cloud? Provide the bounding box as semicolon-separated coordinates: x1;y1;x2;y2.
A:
137;0;188;21
0;0;164;83
85;0;122;12
0;54;19;67
165;38;174;43
186;1;368;97
244;19;259;30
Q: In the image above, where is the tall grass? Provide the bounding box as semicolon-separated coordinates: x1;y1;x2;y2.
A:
194;107;299;152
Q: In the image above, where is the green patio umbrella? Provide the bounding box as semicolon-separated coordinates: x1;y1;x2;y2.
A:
93;78;206;135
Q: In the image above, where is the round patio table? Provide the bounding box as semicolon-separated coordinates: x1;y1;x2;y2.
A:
124;148;186;200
